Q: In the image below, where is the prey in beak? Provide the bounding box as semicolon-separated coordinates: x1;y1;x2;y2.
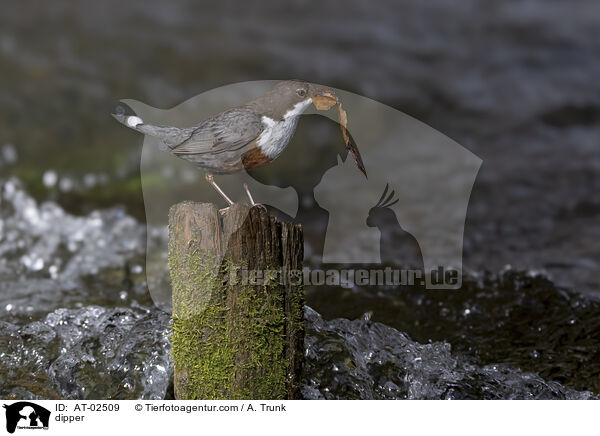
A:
311;88;368;179
312;88;339;110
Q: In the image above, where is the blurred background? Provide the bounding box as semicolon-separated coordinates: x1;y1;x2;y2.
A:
1;0;598;292
1;0;599;399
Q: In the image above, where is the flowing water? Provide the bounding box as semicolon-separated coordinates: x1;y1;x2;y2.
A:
0;179;597;399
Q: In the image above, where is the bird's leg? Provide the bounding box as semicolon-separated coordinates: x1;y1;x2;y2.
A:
243;183;267;212
205;173;234;211
243;183;256;206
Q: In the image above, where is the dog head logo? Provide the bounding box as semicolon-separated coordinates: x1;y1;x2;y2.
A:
3;402;50;433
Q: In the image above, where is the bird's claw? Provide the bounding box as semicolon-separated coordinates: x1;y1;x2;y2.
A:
251;203;268;213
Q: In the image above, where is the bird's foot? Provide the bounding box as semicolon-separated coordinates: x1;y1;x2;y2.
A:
219;206;231;215
251;203;268;213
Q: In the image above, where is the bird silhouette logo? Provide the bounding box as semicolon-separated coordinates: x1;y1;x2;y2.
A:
366;183;424;271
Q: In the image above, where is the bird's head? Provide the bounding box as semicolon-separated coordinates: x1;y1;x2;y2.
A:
264;80;337;115
260;80;367;177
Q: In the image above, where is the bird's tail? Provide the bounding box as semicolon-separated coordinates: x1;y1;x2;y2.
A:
111;104;144;129
111;104;193;148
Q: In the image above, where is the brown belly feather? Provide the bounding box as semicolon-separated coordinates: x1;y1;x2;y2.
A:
241;146;273;171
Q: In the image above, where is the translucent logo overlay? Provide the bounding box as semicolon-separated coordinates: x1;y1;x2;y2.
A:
117;81;481;313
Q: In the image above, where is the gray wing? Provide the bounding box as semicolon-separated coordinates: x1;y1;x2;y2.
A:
170;107;263;156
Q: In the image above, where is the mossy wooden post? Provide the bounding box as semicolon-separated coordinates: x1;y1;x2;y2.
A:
169;202;304;399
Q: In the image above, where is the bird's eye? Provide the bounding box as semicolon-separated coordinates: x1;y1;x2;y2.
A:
296;89;307;97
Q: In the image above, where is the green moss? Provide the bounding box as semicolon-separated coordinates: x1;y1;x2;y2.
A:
167;205;223;320
226;278;287;399
171;304;235;399
170;256;295;399
168;206;304;399
168;248;220;319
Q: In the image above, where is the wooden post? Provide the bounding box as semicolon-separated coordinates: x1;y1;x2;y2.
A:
168;202;304;399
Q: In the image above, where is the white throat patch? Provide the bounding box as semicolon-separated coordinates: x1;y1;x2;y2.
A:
283;99;313;119
257;99;311;158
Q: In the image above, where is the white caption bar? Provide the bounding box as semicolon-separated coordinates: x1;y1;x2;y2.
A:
0;400;596;436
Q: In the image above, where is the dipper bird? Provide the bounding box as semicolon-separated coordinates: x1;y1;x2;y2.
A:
113;80;366;207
